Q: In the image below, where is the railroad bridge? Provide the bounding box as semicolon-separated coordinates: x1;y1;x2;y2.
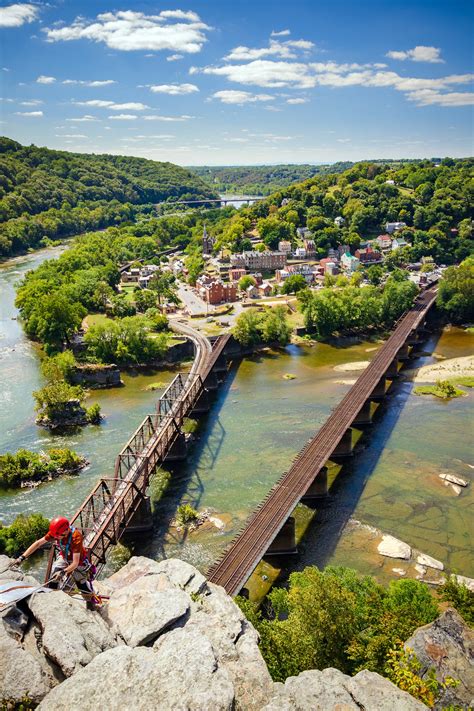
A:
47;324;231;579
207;286;438;595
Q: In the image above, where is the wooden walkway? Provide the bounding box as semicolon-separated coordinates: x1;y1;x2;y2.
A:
208;288;437;595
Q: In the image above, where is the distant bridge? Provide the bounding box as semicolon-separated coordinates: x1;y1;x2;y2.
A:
207;287;438;595
46;324;230;579
157;196;263;208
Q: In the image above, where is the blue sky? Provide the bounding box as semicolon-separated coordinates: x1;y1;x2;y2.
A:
0;0;473;165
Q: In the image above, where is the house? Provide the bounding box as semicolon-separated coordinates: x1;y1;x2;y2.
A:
246;284;259;299
278;240;292;254
334;216;345;227
340;252;360;273
355;247;383;264
328;247;339;262
275;269;291;283
319;258;338;275
229;267;247;282
337;244;350;259
294;247;307;259
258;282;272;297
253;272;263;285
376;234;392;251
296;227;312;240
385;179;395;185
303;239;316;257
391;237;408;251
385;221;406;234
160;301;177;314
230;251;287;271
280;198;290;207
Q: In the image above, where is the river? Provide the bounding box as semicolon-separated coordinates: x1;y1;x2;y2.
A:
0;246;472;583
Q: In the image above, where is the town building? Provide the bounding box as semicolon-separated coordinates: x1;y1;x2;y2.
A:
229;267;247;282
296;226;312;240
340;252;360;273
355;246;383;264
318;258;338;275
376;234;392;251
275;264;316;283
202;224;214;256
391;237;409;251
303;239;316;257
328;248;339;262
258;282;272;297
245;284;259;299
230;250;287;272
278;240;292;254
337;244;351;260
294;247;307;259
334;216;345;227
385;221;406;234
197;276;237;305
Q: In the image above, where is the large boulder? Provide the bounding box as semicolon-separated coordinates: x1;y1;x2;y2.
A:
262;667;426;710
105;573;190;646
102;555;207;596
28;590;116;677
0;622;51;705
405;608;474;710
38;628;235;710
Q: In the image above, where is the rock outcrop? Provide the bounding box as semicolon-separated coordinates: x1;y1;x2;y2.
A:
1;555;457;710
405;608;474;710
70;364;122;389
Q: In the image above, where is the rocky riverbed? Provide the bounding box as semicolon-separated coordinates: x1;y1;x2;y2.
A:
2;554;462;710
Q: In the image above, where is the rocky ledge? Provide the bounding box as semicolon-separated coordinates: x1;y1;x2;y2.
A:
0;554;462;710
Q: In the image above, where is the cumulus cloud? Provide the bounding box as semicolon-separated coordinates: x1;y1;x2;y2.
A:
149;83;199;95
20;99;43;106
56;133;87;138
73;100;149;110
15;110;43;116
44;9;211;53
65;115;99;122
167;53;183;61
108;114;138;120
192;59;318;88
0;3;38;27
386;46;444;63
36;75;56;84
212;90;273;104
405;89;474;106
287;97;308;104
224;38;314;62
63;79;117;86
271;29;290;37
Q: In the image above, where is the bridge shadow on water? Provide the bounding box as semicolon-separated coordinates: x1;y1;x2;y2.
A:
139;361;240;560
281;328;442;578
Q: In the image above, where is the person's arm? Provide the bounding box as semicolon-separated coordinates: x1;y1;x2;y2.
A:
64;551;80;575
17;536;48;562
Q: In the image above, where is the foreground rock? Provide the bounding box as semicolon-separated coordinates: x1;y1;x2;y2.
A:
405;608;474;710
377;534;411;559
4;554;467;710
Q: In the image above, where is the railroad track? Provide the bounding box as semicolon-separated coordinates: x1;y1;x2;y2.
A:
208;288;437;595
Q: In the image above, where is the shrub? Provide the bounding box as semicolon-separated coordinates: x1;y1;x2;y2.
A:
176;504;199;525
0;513;50;556
86;403;102;424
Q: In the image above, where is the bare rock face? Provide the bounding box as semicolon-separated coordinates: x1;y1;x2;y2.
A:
28;591;116;677
405;608;474;710
0;623;51;705
105;573;190;647
377;534;411;559
38;631;235;711
262;667;427;710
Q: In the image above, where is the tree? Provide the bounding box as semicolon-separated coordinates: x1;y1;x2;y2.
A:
185;254;205;285
281;274;307;294
41;350;76;384
437;261;474;322
149;272;179;304
260;306;292;345
134;288;157;312
0;513;50;556
84;316;169;364
257;217;293;249
238;275;257;292
27;293;86;351
366;265;384;286
233;309;261;346
33;380;85;420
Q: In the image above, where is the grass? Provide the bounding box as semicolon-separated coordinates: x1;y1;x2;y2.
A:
84;313;110;328
414;380;465;399
120;285;137;303
449;376;474;388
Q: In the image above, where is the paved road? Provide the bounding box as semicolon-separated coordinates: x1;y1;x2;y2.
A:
177;282;209;315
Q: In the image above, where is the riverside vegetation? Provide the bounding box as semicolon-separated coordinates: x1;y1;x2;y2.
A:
0;448;86;490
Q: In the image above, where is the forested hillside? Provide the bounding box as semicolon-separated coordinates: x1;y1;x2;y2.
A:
208;158;474;263
189;163;353;196
0;138;217;258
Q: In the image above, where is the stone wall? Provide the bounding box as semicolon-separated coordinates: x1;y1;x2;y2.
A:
0;555;430;710
70;364;122;389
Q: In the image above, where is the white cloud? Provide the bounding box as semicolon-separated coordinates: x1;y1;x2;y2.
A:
337;138;351;143
167;54;183;61
73;100;149;111
44;9;211;54
193;59;318;88
406;89;474;107
0;3;38;28
143;114;191;121
63;79;117;87
56;133;87;138
386;46;444;63
271;29;290;37
108;114;138;120
65;115;99;122
15;110;43;116
149;83;199;95
224;38;314;62
36;75;56;84
287;97;308;104
20;99;43;106
212;89;273;104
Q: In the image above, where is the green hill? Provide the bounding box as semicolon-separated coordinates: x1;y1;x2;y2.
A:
0;137;218;257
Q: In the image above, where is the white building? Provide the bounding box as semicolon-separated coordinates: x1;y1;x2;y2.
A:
340;252;360;274
334;216;345;227
385;221;406;234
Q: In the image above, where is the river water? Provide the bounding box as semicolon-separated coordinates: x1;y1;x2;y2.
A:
0;247;472;582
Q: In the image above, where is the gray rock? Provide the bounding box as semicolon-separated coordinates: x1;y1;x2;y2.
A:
262;667;426;710
153;557;208;595
405;608;474;710
416;553;444;571
28;590;116;676
106;574;190;647
0;621;50;704
1;604;29;641
377;534;411;559
39;629;235;710
101;555;165;593
0;555;41;585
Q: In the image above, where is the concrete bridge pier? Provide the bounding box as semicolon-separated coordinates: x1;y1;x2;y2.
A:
213;355;228;375
386;358;400;378
266;517;297;556
396;343;411;361
370;376;387;401
124;496;153;536
301;467;328;501
352;400;373;426
407;329;420;346
331;428;354;458
165;432;188;461
191;388;211;416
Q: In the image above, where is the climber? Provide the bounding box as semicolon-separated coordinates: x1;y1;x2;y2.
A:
14;516;96;606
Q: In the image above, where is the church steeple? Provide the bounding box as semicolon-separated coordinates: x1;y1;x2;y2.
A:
202;223;214;255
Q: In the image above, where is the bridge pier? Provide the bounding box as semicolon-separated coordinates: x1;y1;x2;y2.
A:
386;358;400;378
397;343;411;361
352;400;373;426
331;428;354;458
191;388;211;415
370;376;387;401
266;517;297;556
165;432;188;461
301;467;328;500
407;329;420;345
124;496;153;536
203;370;219;391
